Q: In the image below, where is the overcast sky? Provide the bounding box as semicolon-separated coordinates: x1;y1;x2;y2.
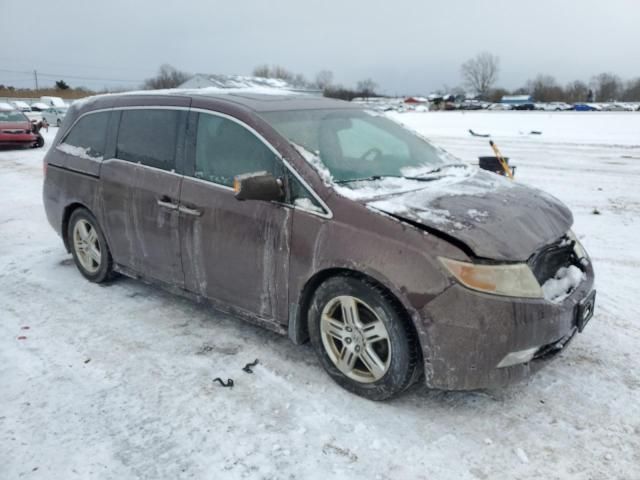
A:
2;0;639;94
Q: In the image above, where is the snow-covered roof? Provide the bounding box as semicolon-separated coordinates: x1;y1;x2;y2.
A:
178;74;320;93
0;102;15;111
501;95;533;104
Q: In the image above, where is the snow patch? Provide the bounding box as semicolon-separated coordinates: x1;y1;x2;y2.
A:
56;143;102;161
293;197;323;213
542;265;585;303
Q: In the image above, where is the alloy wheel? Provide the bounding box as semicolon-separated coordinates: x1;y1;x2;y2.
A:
72;219;101;274
320;295;391;383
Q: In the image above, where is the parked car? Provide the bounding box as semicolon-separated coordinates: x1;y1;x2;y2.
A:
10;100;31;112
43;92;596;399
488;103;512;110
42;106;68;127
0;103;42;148
40;96;66;108
30;102;51;112
574;103;601;111
8;100;44;124
541;102;573;111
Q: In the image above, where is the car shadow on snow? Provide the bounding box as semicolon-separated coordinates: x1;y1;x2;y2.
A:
54;252;535;408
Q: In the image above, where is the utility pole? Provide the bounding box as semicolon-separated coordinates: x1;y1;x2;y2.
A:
34;70;39;90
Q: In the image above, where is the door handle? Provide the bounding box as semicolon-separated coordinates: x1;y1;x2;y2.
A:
157;197;179;210
179;205;203;217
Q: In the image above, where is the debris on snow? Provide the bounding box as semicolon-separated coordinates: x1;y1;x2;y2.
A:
212;378;234;388
515;448;530;464
242;359;259;374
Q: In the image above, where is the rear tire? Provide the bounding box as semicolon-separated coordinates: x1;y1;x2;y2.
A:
67;208;114;283
308;275;420;400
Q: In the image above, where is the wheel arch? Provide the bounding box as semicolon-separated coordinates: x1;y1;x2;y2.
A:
288;267;423;355
61;202;93;252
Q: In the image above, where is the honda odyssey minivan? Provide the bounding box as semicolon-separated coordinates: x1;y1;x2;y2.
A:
43;91;595;399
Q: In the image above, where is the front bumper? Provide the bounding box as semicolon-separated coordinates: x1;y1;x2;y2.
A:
0;133;38;147
420;261;595;390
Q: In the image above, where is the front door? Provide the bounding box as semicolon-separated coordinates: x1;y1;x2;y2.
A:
179;111;292;323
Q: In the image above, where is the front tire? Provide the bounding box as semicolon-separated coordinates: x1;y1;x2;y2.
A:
308;275;420;400
67;208;114;283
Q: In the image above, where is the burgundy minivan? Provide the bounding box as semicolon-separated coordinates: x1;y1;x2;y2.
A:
43;92;595;399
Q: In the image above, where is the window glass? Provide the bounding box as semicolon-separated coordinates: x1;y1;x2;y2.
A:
194;113;280;187
61;111;110;159
337;118;410;160
288;172;324;213
116;109;180;171
261;109;454;183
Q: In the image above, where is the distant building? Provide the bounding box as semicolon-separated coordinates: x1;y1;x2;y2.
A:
500;95;534;105
178;74;320;94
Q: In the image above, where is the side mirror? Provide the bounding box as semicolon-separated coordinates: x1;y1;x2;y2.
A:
233;171;284;202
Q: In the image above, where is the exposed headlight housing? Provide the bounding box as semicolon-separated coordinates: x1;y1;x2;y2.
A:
439;257;544;298
567;229;587;260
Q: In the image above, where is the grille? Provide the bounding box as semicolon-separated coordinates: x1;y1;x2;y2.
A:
2;129;27;134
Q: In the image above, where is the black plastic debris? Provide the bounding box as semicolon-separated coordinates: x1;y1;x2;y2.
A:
469;129;490;138
242;359;259;374
212;377;234;387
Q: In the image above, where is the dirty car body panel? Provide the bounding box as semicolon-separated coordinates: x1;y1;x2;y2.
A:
42;91;596;392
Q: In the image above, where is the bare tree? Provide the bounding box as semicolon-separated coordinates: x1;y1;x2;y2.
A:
488;87;509;103
461;52;500;98
565;80;589;103
315;70;334;90
590;72;622;101
356;78;378;98
622;78;640;101
526;74;564;102
252;64;271;78
143;64;191;90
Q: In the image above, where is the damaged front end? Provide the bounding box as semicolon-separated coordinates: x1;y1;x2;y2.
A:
420;231;595;390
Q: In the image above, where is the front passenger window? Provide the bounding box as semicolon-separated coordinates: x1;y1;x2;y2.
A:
195;113;281;187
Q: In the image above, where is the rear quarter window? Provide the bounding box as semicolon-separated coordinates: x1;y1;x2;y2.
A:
60;111;111;159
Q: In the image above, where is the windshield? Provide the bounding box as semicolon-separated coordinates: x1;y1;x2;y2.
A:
0;109;28;122
261;108;458;182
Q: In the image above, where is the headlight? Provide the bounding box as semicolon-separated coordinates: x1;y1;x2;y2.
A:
439;257;543;298
566;229;587;260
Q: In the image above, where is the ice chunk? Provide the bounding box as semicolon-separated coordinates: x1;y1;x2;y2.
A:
542;265;585;303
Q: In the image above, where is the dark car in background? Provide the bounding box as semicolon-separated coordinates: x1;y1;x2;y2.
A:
0;104;41;148
42;92;595;399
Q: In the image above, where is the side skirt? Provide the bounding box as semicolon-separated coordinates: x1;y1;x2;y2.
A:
113;264;288;336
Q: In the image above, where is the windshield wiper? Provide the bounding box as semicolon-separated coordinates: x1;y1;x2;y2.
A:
336;164;468;184
406;163;468;178
335;175;401;184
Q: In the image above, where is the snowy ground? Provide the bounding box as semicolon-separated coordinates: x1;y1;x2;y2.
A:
1;113;639;480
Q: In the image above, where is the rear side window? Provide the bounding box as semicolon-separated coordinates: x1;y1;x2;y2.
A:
194;113;281;187
116;109;180;171
60;111;110;159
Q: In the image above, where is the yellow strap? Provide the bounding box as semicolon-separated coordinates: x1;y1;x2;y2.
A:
490;141;513;179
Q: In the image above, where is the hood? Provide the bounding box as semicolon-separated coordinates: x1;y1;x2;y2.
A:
0;120;31;130
366;169;573;261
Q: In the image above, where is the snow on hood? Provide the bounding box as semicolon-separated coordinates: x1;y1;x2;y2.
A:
367;170;573;261
293;144;572;261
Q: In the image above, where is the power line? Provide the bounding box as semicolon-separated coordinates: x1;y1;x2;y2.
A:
0;68;142;84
